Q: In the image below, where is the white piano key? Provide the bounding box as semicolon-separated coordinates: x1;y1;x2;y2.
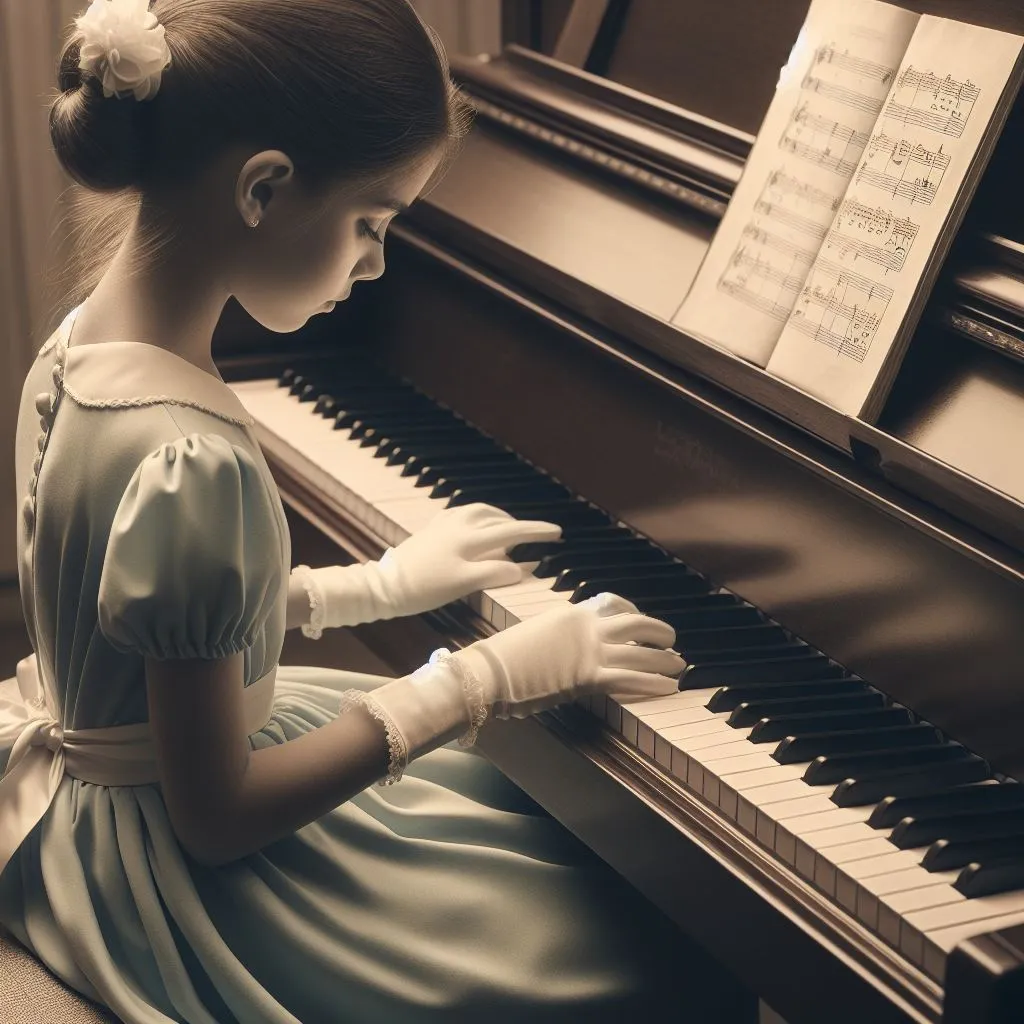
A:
923;908;1024;982
908;889;1024;933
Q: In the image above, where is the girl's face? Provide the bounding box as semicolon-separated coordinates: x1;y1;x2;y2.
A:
228;146;443;334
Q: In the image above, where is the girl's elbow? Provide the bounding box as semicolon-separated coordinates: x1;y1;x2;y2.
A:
167;808;240;867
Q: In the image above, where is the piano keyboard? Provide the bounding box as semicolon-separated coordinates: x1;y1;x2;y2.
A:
230;357;1024;987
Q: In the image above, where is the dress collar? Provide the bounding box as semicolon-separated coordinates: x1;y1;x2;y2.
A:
48;305;255;428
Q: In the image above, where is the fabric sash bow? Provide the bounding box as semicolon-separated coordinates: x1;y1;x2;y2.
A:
0;654;276;877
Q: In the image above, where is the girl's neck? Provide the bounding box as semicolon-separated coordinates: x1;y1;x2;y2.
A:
73;219;229;381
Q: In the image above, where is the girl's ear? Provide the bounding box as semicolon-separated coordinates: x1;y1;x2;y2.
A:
235;150;295;224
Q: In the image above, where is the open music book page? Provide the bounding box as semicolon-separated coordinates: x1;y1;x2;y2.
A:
766;18;1024;421
671;0;919;366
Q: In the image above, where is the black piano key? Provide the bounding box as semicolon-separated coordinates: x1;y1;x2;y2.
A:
406;453;523;479
685;641;812;664
559;525;637;540
492;502;609;530
773;724;941;765
368;429;480;454
751;706;912;745
707;678;870;712
278;368;297;388
379;435;498;459
829;754;990;807
447;482;573;507
535;546;669;577
680;653;842;689
654;601;763;629
509;527;636;562
507;541;563;563
429;469;542;498
286;374;314;397
359;419;477;441
316;389;411;418
387;440;501;465
869;783;1024;829
334;404;426;429
677;623;789;650
349;413;455;438
803;741;967;784
571;571;710;602
955;857;1024;899
330;396;439;425
727;691;884;728
557;562;698;592
923;835;1024;873
890;807;1024;850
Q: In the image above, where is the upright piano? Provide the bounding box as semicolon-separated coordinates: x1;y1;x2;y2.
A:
215;2;1024;1020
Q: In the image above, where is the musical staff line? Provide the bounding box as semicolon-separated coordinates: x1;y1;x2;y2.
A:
813;44;895;85
753;199;829;240
788;258;894;362
852;132;949;204
882;65;978;138
800;74;887;115
824;199;919;273
766;170;843;211
779;137;861;177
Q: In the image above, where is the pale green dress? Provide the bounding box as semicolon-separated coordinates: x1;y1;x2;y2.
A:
0;306;736;1023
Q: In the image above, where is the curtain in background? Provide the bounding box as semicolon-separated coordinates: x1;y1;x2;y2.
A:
0;0;81;583
0;0;500;583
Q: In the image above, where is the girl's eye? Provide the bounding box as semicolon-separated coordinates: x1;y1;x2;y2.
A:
361;220;384;245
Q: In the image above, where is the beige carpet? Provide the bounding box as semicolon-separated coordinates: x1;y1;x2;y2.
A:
0;927;120;1023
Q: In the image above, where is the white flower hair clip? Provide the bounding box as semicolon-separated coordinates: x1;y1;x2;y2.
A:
75;0;171;102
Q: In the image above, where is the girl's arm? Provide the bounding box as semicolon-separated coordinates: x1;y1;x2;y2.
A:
285;572;315;631
146;652;454;866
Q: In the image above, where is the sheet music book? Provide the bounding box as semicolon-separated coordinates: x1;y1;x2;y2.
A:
672;0;1024;422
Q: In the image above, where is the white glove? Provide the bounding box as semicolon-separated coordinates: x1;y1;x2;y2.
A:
354;593;685;784
298;504;561;635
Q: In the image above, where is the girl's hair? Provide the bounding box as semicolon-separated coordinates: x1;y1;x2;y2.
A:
45;0;474;316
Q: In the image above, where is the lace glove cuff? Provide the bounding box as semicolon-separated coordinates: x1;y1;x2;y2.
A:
291;564;326;639
344;650;489;786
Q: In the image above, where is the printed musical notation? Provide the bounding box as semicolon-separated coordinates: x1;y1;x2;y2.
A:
673;1;923;368
779;103;871;176
883;66;979;138
780;43;897;177
716;171;835;321
812;44;896;85
788;259;893;362
853;132;949;204
823;199;919;272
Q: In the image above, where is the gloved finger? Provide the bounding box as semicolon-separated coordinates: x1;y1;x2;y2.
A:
591;667;680;700
596;611;675;649
462;518;563;558
445;502;515;526
600;643;686;678
578;592;640;618
467;559;524;591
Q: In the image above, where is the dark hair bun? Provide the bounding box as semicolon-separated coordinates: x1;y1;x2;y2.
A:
50;38;146;191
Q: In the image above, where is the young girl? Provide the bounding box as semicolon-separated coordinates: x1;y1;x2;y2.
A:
0;2;751;1021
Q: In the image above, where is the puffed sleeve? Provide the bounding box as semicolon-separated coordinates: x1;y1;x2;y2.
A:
97;434;285;660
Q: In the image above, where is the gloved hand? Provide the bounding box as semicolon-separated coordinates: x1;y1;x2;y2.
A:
299;504;560;634
357;593;684;784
